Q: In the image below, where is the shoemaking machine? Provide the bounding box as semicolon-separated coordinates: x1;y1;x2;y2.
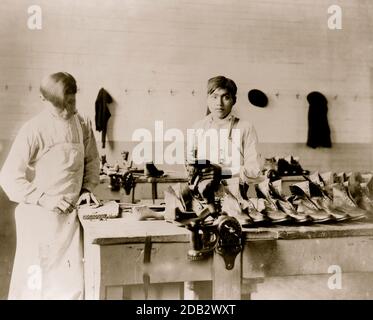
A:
99;153;142;195
165;160;243;270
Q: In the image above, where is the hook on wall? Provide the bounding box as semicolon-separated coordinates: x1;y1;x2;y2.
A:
191;89;195;96
334;95;338;100
296;93;300;99
5;84;8;90
170;89;175;96
28;84;32;92
124;88;128;94
354;95;358;101
147;89;152;95
275;92;280;98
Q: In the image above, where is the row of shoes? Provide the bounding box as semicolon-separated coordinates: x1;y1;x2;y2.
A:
222;171;372;227
262;156;310;181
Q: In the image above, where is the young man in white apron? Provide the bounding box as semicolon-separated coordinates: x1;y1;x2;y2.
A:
187;76;262;199
0;72;100;299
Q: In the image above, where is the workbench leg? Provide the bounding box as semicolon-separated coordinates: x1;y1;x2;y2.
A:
241;278;264;300
212;253;241;300
131;185;136;204
83;239;102;300
152;182;157;204
184;281;197;300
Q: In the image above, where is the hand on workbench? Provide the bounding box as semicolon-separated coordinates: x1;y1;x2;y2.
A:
38;194;75;214
76;190;100;207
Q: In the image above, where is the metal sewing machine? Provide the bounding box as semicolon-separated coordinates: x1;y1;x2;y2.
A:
165;160;243;270
100;152;142;195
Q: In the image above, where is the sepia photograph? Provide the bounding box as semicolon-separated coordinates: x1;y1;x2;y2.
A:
0;0;373;304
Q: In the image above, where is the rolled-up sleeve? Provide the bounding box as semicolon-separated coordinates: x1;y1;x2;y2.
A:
0;124;42;204
81;117;100;193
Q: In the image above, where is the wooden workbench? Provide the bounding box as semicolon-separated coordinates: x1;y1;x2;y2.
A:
81;216;373;300
81;219;230;300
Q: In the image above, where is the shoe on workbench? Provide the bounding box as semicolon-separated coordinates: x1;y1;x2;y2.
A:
255;181;289;224
289;182;331;223
332;183;366;221
221;186;254;227
303;175;348;222
144;162;164;177
268;180;309;223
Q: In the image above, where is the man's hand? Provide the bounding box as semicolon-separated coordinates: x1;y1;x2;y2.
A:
76;190;100;207
38;194;75;215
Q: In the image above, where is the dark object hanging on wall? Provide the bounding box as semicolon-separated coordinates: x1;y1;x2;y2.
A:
95;88;113;148
248;89;268;108
306;91;332;149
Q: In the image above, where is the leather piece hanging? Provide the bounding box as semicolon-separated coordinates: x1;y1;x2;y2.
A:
306;91;332;148
95;88;113;148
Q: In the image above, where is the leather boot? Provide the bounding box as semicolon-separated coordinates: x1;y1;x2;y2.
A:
289;181;331;223
317;171;336;199
303;175;348;221
289;156;310;176
255;180;289;223
356;183;373;220
332;183;366;221
221;185;253;227
240;199;267;223
221;179;266;224
334;172;347;184
269;180;309;223
277;158;291;176
357;173;373;199
145;161;164;177
122;171;135;195
319;171;335;186
351;173;373;218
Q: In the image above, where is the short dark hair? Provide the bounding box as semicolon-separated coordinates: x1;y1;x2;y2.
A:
40;72;77;107
207;76;237;102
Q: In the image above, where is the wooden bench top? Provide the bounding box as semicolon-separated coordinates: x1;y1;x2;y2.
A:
81;217;373;245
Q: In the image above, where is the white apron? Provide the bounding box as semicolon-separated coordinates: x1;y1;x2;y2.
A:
8;115;85;300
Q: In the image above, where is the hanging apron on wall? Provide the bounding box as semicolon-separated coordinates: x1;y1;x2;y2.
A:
8;115;85;300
